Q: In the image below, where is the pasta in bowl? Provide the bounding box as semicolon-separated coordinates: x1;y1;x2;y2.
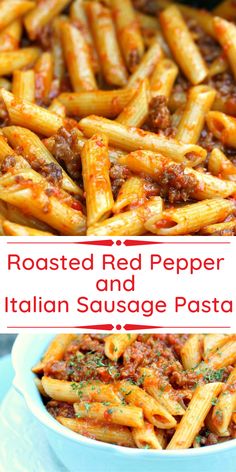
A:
31;334;236;450
0;1;236;236
12;334;236;472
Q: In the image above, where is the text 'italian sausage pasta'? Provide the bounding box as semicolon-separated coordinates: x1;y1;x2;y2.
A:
33;334;236;450
0;0;236;236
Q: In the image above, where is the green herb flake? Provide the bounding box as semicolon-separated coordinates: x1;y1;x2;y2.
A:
211;397;218;406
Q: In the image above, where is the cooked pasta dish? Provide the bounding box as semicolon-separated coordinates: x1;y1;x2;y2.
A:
33;333;236;449
0;0;236;235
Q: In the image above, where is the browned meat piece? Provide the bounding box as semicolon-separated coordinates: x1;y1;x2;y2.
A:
31;161;63;185
147;96;171;132
51;127;81;181
46;400;75;418
36;24;53;50
157;163;198;203
1;155;17;173
110;164;131;198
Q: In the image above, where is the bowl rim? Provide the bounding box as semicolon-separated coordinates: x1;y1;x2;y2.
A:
12;333;236;458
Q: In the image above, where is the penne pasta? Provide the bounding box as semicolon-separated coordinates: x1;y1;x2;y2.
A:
105;334;138;361
155;430;167;449
44;131;126;167
48;99;66;118
207;110;236;148
79;115;207;165
61;22;97;93
87;196;163;236
214;16;236;80
74;402;144;428
86;1;128;87
116;79;150;127
176;86;216;144
2;201;54;233
2;126;82;196
0;168;86;235
150;58;178;100
12;70;35;102
200;220;236;236
140;367;186;416
167;383;223;449
59;89;134;118
32;335;77;373
51;16;66;85
1;89;66;137
34;52;53;103
35;334;236;450
112;176;146;213
81;133;114;226
127;37;163;89
203;334;233;359
204;338;236;369
208;55;229;78
132;421;163;449
180;335;203;370
24;0;71;40
118;381;177;429
144;199;235;236
57;416;135;447
0;134;29;168
70;0;99;73
2;220;53;236
0;1;34;32
0;47;40;76
41;377;121;404
34;377;48;397
119;150;236;200
111;0;144;72
0;20;22;52
208;148;236;181
0;0;234;238
211;367;236;435
0;134;16;161
159;5;208;85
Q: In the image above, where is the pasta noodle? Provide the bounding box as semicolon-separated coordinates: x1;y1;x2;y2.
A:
33;334;236;450
159;5;208;85
0;0;234;237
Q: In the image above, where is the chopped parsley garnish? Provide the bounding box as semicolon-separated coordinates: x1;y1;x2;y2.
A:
84;402;91;413
211;397;218;406
136;373;146;386
203;368;225;383
70;381;85;398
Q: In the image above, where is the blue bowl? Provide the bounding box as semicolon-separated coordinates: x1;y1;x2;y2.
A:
12;334;236;472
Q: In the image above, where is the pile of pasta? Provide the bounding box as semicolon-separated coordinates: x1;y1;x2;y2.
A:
33;333;236;449
1;0;236;235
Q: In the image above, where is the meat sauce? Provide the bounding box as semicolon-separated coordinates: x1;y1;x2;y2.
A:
0;1;236;236
38;17;236;218
43;334;236;447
